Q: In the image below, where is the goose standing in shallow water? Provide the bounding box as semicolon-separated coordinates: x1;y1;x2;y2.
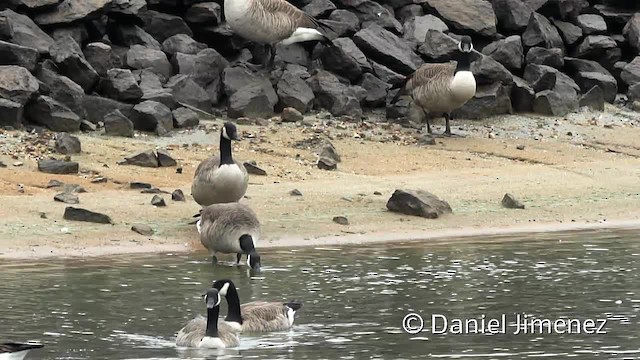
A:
191;122;248;207
391;35;476;137
212;279;303;332
0;342;44;360
196;203;261;270
176;288;240;349
224;0;334;70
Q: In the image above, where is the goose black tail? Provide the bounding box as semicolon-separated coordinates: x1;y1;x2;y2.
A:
1;342;44;352
284;300;303;312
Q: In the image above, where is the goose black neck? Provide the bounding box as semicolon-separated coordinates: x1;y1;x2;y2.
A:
224;285;243;324
456;52;471;72
205;305;220;338
219;133;233;166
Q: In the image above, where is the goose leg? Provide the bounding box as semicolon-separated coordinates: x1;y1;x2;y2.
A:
266;44;276;71
423;110;432;134
444;113;452;137
211;254;218;265
236;253;242;265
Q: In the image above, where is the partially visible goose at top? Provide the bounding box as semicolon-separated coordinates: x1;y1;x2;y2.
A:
224;0;334;70
391;35;477;137
212;279;303;332
176;288;240;349
191;122;248;207
196;203;261;270
0;342;44;360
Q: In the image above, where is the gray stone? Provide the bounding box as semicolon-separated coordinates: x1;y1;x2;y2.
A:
0;98;23;128
104;109;134;137
352;24;422;75
82;95;134;125
222;64;276;103
472;55;514;86
0;40;38;72
452;82;512;119
574;71;617;103
151;194;166;206
131;223;154;236
289;189;302;196
533;88;578;116
0;65;39;105
491;0;533;32
417;29;458;61
125;45;172;79
386;189;452;218
522;12;564;50
318;141;340;163
108;0;147;21
621;57;640;87
63;207;112;224
26;96;80;132
0;9;53;54
171;189;185;201
49;25;88;46
54;192;79;204
100;68;143;101
525;47;563;68
371;61;404;86
307;70;362;117
281;107;303;122
317;156;337;170
574;35;618;59
49;35;99;91
332;216;349;225
347;0;401;33
403;14;448;46
481;35;523;71
511;76;534;113
171;48;228;105
320;38;365;82
228;83;276;119
172;107;199;128
359;72;389;107
55;132;81;154
165;75;211;113
552;19;583;46
579;85;605;111
142;10;192;43
501;193;525;209
184;2;221;24
302;0;336;18
623;13;640;54
162;34;207;56
132;100;173;135
34;0;111;26
157;149;176;167
328;9;360;35
108;24;162;50
276;70;315;113
38;159;79;174
575;14;607;35
424;0;497;36
125;150;158;167
83;42;120;77
80;120;96;131
243;161;267;175
36;67;85;119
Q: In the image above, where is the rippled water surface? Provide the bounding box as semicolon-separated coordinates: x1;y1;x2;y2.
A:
1;228;640;359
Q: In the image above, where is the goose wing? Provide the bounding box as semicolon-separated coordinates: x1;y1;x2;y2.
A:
0;342;44;353
261;0;323;31
405;63;456;91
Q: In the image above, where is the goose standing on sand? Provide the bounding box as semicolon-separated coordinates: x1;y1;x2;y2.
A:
176;288;240;349
196;203;261;270
212;279;303;332
0;342;44;360
391;35;476;137
224;0;334;70
191;122;248;207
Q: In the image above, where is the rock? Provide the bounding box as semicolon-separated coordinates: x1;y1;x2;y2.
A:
424;0;496;36
108;24;161;50
125;45;172;79
49;25;88;46
0;14;11;40
276;70;315;113
329;9;360;35
318;141;340;163
151;194;166;207
243;161;267;175
402;14;448;46
579;85;605;111
417;29;458;61
80;120;96;131
511;76;535;112
171;48;228;105
524;63;557;92
103;109;134;137
228;83;276;119
0;9;53;54
621;57;640;87
623;13;640;54
472;55;514;86
359;73;389;107
130;182;152;189
281;107;303;122
25;96;80;132
131;223;154;236
370;60;404;86
165;75;210;113
100;68;143;102
132;100;173;135
142;10;193;43
522;12;564;50
47;179;64;188
525;47;563;68
171;189;185;201
576;14;607;35
138;69;174;108
108;0;147;22
54;192;79;204
124;150;158;167
55;133;81;154
82;95;134;125
320;38;367;82
533;88;578;116
172;107;199;128
452;82;512;119
83;42;119;77
156;149;176;167
346;0;401;33
386;189;452;218
481;35;523;71
303;0;336;18
574;35;618;60
574;72;617;103
501;193;525;209
34;0;111;26
352;24;422;75
289;189;302;196
62;183;86;193
418;135;436;145
0;40;38;72
36;67;85;119
317;156;337;170
38;159;78;174
552;19;582;46
162;34;207;56
49;36;99;91
0;98;23;128
0;65;39;105
62;206;112;226
308;70;362;117
184;2;222;24
491;0;533;32
332;216;349;225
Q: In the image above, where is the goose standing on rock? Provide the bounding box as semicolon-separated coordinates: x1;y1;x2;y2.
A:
391;35;476;137
176;288;240;349
0;342;44;360
197;203;261;270
224;0;334;70
212;279;303;332
191;122;248;207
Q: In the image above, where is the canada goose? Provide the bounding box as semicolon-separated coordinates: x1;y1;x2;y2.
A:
176;288;240;349
224;0;334;70
391;35;476;137
196;202;261;270
212;279;303;332
191;122;248;207
0;342;44;360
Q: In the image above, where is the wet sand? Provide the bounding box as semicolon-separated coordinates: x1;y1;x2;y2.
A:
1;107;640;259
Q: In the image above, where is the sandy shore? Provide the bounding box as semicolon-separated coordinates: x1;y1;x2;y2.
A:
1;106;640;259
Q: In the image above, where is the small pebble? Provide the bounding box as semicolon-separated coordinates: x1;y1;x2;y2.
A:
333;216;349;226
289;189;303;196
516;144;525;150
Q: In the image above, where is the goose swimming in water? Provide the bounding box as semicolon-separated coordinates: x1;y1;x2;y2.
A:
191;122;248;207
391;35;476;137
0;342;44;360
212;279;303;332
175;288;240;349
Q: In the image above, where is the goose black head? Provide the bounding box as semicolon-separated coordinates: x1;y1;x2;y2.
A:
222;122;240;141
211;279;235;297
458;36;473;53
202;288;221;309
247;252;261;271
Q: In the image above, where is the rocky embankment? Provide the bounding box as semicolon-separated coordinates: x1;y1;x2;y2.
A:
0;0;639;134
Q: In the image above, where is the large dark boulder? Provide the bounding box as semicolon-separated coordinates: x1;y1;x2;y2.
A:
353;24;422;75
83;42;120;77
0;98;23;128
522;12;564;50
424;0;497;37
228;83;277;119
142;10;193;43
49;35;99;92
82;95;135;124
525;47;563;68
481;35;523;71
0;65;39;105
25;95;80;132
162;34;207;56
165;74;210;112
0;9;53;55
552;19;583;46
343;0;401;33
623;13;640;54
491;0;534;32
386;189;452;219
511;76;535;112
403;14;448;47
276;69;315;113
320;38;368;82
0;40;38;72
132;100;173;135
125;45;172;79
307;70;362;117
36;67;85;119
100;68;143;102
104;109;134;137
359;73;389;107
417;29;458;61
108;24;162;50
575;14;607;35
471;55;514;86
34;0;111;26
452;82;512;119
171;48;228;104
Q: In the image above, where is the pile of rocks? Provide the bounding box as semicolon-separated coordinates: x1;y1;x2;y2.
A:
0;0;638;135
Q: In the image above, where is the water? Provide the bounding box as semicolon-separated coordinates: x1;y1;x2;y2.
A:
1;228;640;359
